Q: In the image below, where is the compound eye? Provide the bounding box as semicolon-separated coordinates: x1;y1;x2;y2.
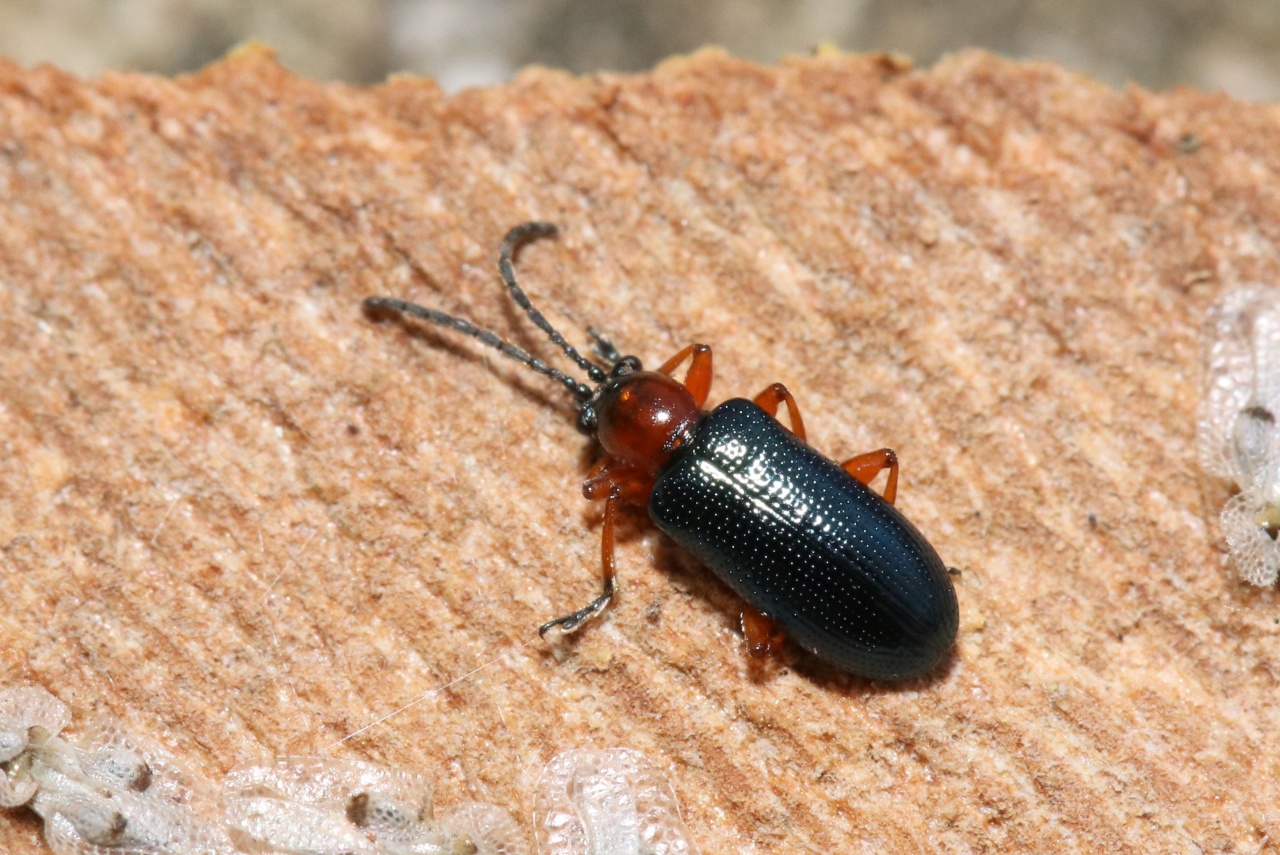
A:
612;356;642;377
577;404;598;435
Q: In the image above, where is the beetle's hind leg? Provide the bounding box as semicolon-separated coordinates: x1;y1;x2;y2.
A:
753;383;807;440
741;606;787;658
842;448;900;505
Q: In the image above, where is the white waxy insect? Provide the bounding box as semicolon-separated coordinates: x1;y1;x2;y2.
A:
434;802;527;855
533;749;699;855
0;686;234;854
222;756;526;855
0;686;73;806
1198;284;1280;585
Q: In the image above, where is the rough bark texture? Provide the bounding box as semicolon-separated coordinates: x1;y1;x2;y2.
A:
1;45;1278;854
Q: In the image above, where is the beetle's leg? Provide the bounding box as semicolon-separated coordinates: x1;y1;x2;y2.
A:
741;606;786;658
539;486;622;638
656;344;713;407
842;448;899;505
582;457;652;504
541;463;653;638
752;383;807;441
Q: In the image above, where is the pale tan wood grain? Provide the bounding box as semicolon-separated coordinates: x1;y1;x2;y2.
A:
1;45;1278;853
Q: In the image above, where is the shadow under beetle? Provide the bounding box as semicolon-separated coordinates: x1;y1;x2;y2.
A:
364;222;958;680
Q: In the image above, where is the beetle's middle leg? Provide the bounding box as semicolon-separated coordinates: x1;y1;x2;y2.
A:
842;448;899;505
752;383;807;440
540;461;652;638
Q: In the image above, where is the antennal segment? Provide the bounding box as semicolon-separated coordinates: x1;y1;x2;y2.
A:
500;222;609;385
363;297;594;402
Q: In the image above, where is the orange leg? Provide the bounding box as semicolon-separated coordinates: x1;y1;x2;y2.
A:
741;605;786;658
842;448;899;505
582;456;652;503
541;462;653;638
752;383;807;441
539;487;620;637
656;343;713;407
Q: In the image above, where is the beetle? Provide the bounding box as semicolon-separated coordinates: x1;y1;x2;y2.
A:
364;222;958;680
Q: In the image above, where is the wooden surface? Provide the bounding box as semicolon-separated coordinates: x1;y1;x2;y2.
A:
1;45;1278;853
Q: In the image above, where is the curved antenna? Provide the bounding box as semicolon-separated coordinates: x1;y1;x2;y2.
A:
363;297;594;402
363;222;612;403
499;222;609;385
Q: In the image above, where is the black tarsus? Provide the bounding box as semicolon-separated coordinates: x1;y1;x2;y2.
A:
363;222;610;405
537;574;616;638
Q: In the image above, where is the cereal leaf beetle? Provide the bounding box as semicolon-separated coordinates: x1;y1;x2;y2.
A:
364;223;958;680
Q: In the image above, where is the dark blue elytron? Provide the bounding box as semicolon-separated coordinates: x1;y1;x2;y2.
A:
650;399;958;680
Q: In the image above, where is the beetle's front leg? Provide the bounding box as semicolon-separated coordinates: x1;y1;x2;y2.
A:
656;343;713;406
538;485;622;637
539;460;653;638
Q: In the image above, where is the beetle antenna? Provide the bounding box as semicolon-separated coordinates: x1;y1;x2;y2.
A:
499;222;610;386
363;297;595;402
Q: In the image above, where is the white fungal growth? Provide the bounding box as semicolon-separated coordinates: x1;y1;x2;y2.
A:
0;686;234;854
533;749;699;855
1198;284;1280;585
222;756;527;855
